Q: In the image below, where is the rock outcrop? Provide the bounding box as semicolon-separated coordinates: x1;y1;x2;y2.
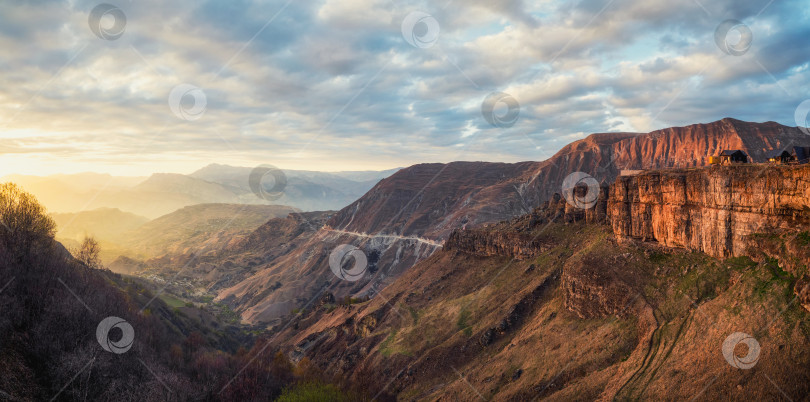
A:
445;229;550;260
608;165;810;259
562;253;641;319
796;277;810;312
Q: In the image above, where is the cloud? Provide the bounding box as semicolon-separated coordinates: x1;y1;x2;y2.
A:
0;0;808;176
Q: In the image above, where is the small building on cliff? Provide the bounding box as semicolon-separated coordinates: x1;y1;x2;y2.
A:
766;149;794;164
791;146;810;164
709;150;748;165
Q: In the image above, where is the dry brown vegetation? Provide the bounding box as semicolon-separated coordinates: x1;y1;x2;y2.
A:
0;183;356;401
269;217;810;401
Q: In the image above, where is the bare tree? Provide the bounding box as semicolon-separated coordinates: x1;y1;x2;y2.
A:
77;236;101;269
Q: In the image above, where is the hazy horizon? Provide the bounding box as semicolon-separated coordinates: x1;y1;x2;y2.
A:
0;162;405;179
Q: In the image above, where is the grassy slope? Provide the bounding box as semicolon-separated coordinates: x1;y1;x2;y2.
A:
278;222;810;400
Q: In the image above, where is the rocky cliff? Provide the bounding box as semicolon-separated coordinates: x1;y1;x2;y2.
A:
608;165;810;261
449;164;810;271
443;164;810;318
253;153;810;400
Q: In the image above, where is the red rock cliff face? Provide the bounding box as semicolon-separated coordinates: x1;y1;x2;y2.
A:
328;119;808;242
608;165;810;258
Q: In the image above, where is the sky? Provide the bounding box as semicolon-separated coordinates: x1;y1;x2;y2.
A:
1;0;809;177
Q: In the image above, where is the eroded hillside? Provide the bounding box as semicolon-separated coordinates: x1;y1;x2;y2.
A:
268;203;810;401
256;164;810;400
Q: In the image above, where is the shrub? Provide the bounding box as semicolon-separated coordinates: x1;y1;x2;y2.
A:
457;309;473;336
798;231;810;246
275;382;351;402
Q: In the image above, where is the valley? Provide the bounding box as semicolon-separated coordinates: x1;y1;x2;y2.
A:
139;119;810;330
38;119;810;330
5;118;810;400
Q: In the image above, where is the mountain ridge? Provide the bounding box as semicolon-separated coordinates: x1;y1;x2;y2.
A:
327;118;810;241
213;118;810;324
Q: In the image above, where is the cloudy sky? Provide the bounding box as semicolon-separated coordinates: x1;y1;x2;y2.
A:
1;0;808;176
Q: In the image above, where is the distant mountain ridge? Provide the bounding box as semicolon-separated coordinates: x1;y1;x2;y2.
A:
189;164;401;211
3;165;400;219
29;118;809;325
